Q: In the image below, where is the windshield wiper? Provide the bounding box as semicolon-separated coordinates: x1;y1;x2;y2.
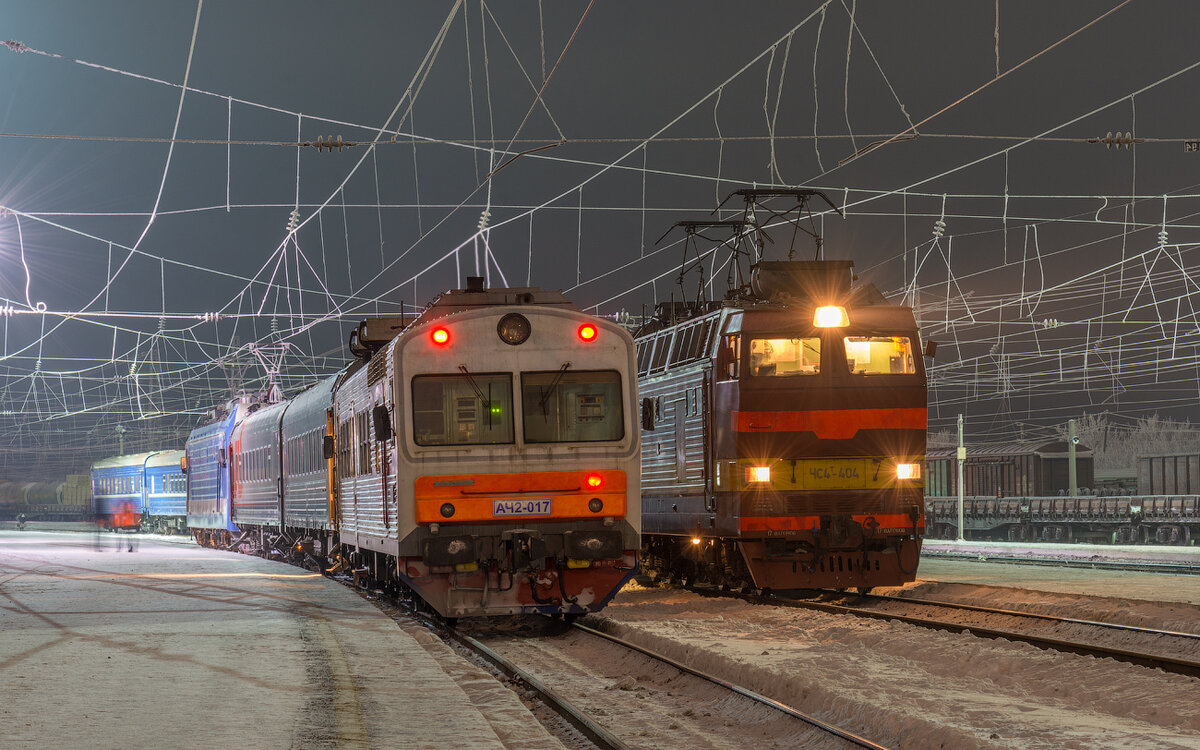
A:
457;365;494;426
538;362;572;417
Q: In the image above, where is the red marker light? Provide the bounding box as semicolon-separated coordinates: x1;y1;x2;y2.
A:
578;323;598;342
585;473;603;489
431;327;450;346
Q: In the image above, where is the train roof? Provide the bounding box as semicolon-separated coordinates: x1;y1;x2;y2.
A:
92;450;185;471
348;279;578;359
411;283;577;325
927;439;1093;460
145;450;185;468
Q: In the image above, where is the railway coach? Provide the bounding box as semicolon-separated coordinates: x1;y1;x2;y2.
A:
186;279;641;619
91;450;186;531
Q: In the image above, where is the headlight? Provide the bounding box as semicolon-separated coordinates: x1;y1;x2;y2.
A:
497;313;531;345
813;305;849;327
745;466;772;484
896;463;921;480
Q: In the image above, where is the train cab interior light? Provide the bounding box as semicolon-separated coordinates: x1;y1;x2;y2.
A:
691;537;701;545
813;305;850;327
577;323;598;342
745;466;772;484
431;327;451;345
896;463;922;480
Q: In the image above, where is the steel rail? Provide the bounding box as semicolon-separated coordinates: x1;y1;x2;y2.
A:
704;590;1200;679
446;628;631;750
922;551;1200;576
848;592;1200;641
572;622;893;750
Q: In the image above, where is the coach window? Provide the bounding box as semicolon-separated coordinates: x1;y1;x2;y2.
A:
522;370;623;443
412;373;514;446
844;336;917;375
748;337;820;377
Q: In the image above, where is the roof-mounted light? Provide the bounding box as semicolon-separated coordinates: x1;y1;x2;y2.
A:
431;327;451;346
814;306;849;327
497;313;531;345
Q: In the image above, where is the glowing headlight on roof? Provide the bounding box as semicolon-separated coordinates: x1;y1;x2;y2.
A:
814;306;849;327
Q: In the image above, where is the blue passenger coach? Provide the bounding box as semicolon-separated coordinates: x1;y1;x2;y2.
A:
90;450;186;531
184;400;242;543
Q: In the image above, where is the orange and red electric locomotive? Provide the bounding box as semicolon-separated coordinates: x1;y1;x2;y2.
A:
636;190;928;591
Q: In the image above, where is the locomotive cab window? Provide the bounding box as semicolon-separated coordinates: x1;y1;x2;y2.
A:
412;373;514;445
522;370;624;443
748;337;821;376
844;336;917;375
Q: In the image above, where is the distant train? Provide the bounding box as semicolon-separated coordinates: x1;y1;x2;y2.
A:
185;280;641;619
924;445;1197;545
637;256;927;591
0;476;91;521
925;440;1095;499
90;451;187;532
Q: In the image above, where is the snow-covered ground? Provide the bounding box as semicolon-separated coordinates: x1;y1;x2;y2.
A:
589;576;1200;750
6;528;1197;749
0;530;562;749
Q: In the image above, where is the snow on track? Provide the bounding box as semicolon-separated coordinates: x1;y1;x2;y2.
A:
593;584;1200;750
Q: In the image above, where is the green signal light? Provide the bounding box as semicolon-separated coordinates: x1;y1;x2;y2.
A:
490;404;502;416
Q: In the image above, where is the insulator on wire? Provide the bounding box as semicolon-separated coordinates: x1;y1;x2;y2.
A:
1158;228;1169;246
201;312;221;323
286;208;300;234
477;209;492;231
0;304;14;317
1088;131;1142;149
932;218;946;238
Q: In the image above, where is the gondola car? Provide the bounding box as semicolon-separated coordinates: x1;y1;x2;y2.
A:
186;279;641;619
638;259;927;591
91;450;186;531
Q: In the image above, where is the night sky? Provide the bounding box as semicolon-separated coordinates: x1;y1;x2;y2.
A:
2;1;1198;476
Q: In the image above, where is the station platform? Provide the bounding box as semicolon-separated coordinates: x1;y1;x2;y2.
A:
0;530;563;749
916;539;1200;605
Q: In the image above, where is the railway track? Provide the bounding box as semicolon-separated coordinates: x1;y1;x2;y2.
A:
454;619;893;750
690;586;1200;678
921;549;1200;576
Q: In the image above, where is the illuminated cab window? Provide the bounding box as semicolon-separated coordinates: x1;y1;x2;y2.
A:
845;336;917;374
412;373;514;445
522;370;624;443
748;337;821;376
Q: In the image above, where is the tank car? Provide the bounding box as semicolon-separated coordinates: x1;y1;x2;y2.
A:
638;259;927;591
186;279;641;619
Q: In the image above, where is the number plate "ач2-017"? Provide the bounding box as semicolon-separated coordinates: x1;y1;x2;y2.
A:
493;498;552;517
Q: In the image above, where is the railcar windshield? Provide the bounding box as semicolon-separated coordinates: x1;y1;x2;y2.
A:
521;370;624;443
412;373;514;445
844;336;917;374
748;337;821;377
